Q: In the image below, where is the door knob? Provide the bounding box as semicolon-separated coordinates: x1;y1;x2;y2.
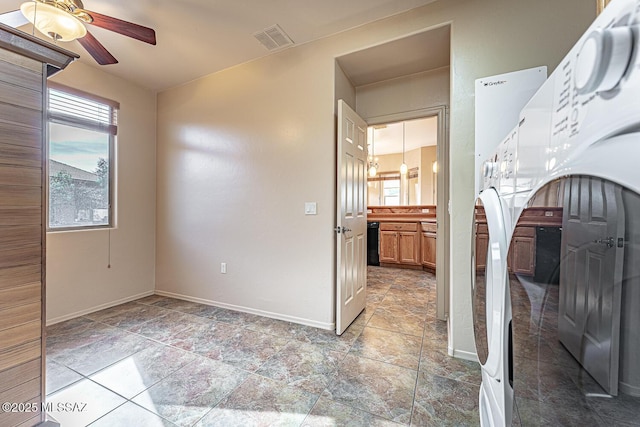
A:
594;237;615;248
334;226;352;234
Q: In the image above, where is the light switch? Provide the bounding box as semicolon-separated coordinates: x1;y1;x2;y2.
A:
305;202;317;215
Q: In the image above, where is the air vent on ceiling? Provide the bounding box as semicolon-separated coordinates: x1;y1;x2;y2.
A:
253;24;294;51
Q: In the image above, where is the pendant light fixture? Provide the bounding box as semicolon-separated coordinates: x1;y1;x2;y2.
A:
368;128;379;177
400;122;408;175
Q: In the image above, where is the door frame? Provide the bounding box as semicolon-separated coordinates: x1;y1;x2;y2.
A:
366;105;450;320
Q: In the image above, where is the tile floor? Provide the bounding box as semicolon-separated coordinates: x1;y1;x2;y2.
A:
510;275;640;426
45;266;481;426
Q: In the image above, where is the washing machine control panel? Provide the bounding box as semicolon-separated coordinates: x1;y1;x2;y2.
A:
497;128;517;195
480;159;497;193
480;126;517;194
574;26;634;94
547;0;640;171
482;161;497;178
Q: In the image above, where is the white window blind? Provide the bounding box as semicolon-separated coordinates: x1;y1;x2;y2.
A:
48;87;118;135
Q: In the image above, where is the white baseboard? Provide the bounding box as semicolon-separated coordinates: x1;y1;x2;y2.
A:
46;290;155;326
449;346;479;363
154;289;335;331
619;381;640;397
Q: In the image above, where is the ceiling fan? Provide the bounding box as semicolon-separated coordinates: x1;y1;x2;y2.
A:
0;0;156;65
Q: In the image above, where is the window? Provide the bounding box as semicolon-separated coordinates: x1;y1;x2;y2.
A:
383;179;400;205
367;172;402;206
47;84;118;230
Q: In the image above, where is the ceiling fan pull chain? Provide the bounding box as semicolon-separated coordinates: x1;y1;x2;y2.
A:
31;0;36;37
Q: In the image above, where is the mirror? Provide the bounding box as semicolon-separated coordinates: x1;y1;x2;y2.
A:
367;117;437;206
509;176;640;425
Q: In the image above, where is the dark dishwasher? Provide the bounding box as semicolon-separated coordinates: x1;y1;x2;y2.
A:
367;222;379;266
534;226;561;284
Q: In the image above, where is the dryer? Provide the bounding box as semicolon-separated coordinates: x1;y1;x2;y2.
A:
474;0;640;425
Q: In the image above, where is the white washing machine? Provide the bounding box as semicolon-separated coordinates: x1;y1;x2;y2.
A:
473;0;640;425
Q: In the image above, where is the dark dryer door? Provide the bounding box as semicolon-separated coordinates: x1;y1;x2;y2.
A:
509;176;640;426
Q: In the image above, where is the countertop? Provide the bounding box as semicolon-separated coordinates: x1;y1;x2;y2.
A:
367;205;437;223
367;214;436;223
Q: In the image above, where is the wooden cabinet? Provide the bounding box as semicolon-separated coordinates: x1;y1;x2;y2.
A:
0;27;75;427
421;222;437;270
509;227;536;275
379;222;421;267
474;206;562;277
367;206;437;271
379;229;399;264
475;223;489;271
475;222;535;275
506;208;562;276
399;231;420;265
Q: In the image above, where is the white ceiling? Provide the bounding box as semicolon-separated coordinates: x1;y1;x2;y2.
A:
0;0;440;92
369;116;438;156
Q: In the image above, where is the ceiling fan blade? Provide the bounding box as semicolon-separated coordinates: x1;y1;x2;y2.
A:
84;10;156;45
0;10;29;28
77;31;118;65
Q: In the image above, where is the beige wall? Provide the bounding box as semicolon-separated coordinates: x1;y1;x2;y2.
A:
375;152;403;175
46;61;157;323
156;0;595;349
335;62;356;112
356;66;450;120
156;45;339;328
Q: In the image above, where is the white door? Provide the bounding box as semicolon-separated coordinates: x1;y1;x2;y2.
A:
559;176;625;395
336;100;367;335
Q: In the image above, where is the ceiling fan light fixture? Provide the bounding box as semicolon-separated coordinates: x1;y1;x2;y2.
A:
20;1;86;42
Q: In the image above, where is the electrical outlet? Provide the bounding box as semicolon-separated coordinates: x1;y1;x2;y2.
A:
221;262;227;274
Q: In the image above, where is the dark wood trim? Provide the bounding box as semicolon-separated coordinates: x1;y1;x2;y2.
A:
0;24;77;75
